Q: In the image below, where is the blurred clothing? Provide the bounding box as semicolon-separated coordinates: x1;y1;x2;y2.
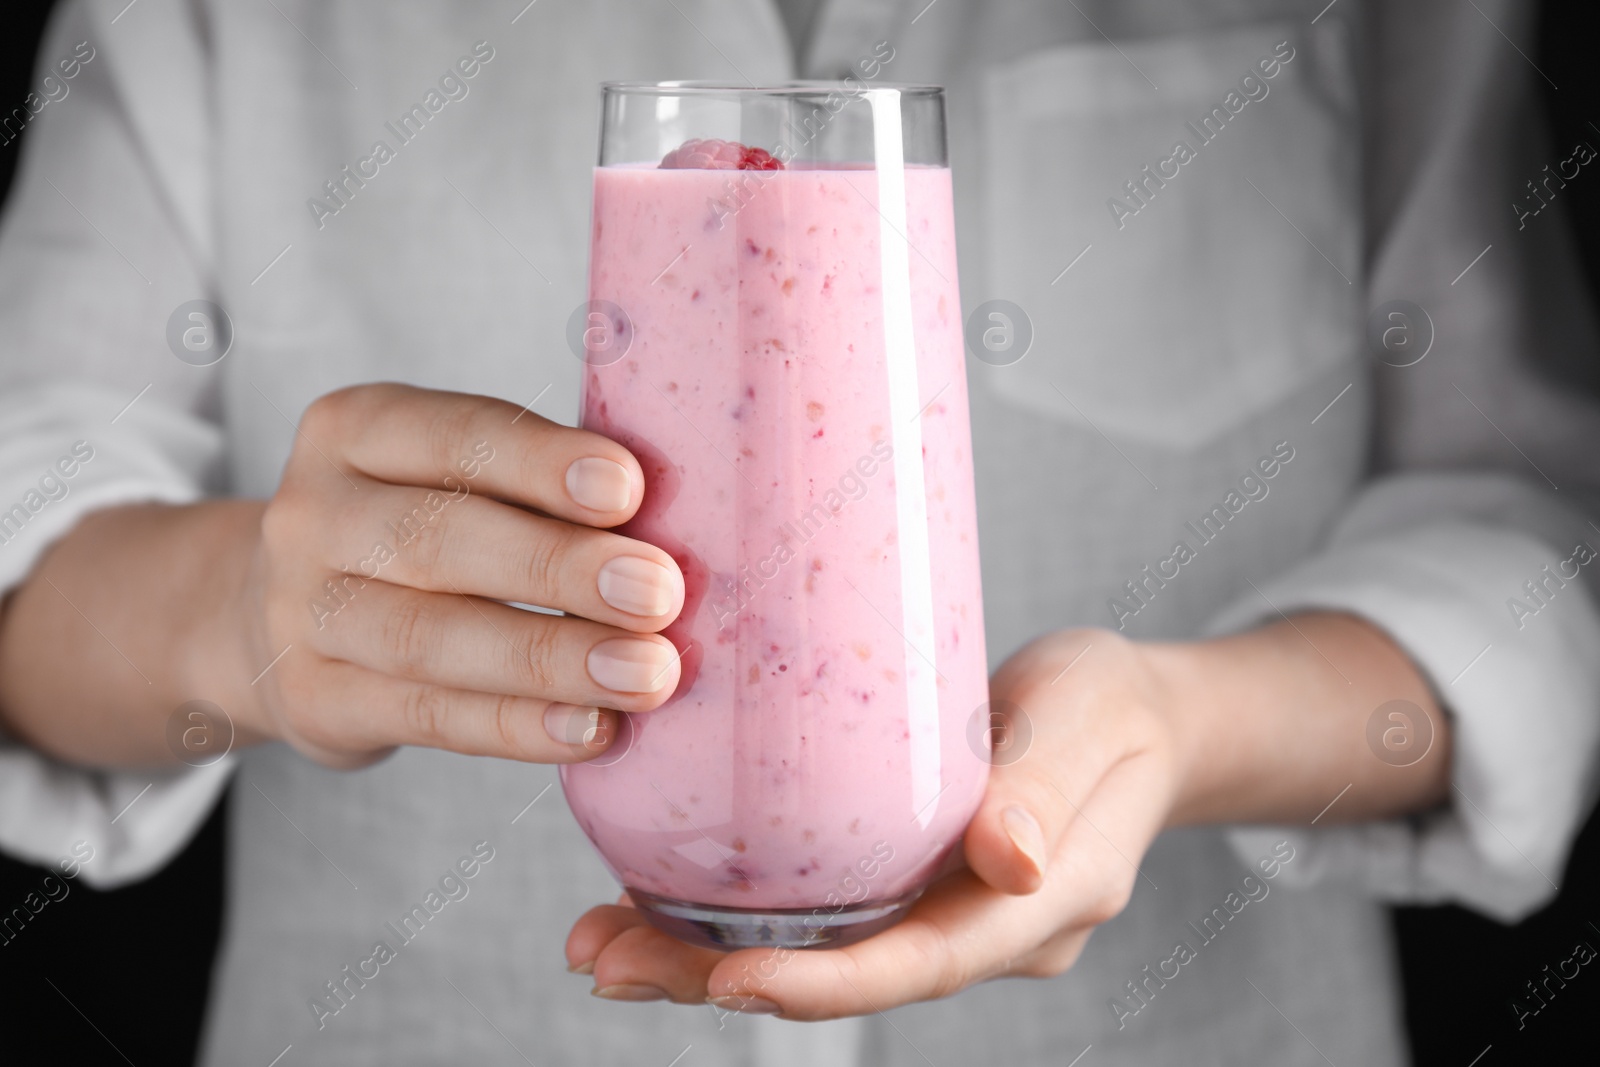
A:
1;0;1597;1064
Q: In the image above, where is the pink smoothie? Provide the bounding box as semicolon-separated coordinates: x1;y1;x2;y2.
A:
561;162;988;912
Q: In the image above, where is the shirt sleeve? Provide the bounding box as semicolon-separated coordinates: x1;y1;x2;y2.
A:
0;0;233;888
1216;0;1600;923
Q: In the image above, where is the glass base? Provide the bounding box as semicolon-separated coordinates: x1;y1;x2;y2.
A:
627;887;921;951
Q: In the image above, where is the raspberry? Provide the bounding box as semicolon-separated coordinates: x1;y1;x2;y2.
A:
659;138;742;169
659;138;785;171
738;145;783;170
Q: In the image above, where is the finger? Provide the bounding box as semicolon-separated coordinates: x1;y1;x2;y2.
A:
279;657;618;764
964;639;1156;895
571;873;1065;1020
702;759;1167;1020
311;579;682;712
313;478;683;631
566;904;649;974
1006;926;1093;980
701;871;1031;1020
590;922;725;1005
301;384;645;526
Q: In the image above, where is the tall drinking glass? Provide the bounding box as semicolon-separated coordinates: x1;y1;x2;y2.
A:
561;82;988;950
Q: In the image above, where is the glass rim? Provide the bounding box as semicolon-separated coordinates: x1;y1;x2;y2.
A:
601;80;944;97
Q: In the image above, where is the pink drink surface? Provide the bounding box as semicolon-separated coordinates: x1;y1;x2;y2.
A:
562;163;988;910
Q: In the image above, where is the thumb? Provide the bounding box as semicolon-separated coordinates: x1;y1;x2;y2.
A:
962;659;1110;896
960;633;1164;902
962;702;1068;895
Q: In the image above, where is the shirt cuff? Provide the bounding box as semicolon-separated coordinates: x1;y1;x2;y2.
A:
0;382;231;885
1206;518;1600;922
0;382;220;590
0;747;232;888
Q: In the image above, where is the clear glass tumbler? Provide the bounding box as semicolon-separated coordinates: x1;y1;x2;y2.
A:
560;81;988;950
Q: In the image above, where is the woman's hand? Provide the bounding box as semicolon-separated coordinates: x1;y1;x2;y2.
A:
0;383;687;769
233;384;687;767
564;613;1450;1018
565;629;1180;1017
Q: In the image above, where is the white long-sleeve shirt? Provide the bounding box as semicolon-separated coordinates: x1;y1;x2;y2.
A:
1;1;1597;1064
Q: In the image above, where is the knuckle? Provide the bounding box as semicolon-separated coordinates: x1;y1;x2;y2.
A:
290;703;342;754
511;424;565;499
513;620;560;693
523;521;575;600
275;668;340;748
1013;947;1078;980
301;387;357;439
258;493;306;555
399;683;449;748
487;693;526;756
896;923;967;1002
402;506;450;573
265;659;395;769
427;398;482;478
1083;879;1134;928
381;595;439;670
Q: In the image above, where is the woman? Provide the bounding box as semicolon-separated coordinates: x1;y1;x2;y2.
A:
0;1;1595;1063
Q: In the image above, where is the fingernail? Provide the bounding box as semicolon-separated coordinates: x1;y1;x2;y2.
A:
544;703;612;749
593;983;669;1002
588;639;678;693
567;959;595;975
1001;805;1047;883
566;457;633;512
708;994;782;1015
597;556;676;617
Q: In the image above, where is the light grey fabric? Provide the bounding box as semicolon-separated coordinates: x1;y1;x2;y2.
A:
775;0;826;67
0;0;1597;1064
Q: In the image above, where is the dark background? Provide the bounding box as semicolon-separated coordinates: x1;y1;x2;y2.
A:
0;6;226;1062
0;2;1597;1063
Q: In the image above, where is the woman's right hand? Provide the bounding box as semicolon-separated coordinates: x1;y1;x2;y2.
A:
230;383;685;768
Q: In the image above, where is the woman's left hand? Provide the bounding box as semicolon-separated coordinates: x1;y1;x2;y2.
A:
563;628;1183;1019
566;609;1450;1017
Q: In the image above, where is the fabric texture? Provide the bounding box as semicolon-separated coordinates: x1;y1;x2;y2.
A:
0;0;1595;1063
